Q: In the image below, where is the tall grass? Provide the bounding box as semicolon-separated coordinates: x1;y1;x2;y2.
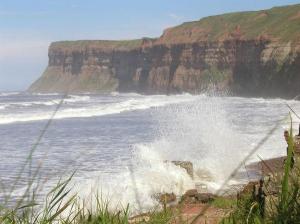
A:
0;175;131;224
221;115;300;224
0;174;180;223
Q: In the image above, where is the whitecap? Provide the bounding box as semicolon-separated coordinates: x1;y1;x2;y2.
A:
0;92;20;97
0;94;197;124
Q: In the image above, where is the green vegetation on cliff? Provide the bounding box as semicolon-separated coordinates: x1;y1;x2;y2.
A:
29;4;300;95
51;4;300;49
50;39;143;51
159;4;300;44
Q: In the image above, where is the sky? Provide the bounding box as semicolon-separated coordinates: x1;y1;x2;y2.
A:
0;0;299;91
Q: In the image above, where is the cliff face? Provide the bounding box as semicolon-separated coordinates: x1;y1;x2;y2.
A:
29;4;300;98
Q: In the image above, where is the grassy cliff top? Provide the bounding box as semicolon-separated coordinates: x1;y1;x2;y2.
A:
50;4;300;51
157;4;300;44
50;39;143;51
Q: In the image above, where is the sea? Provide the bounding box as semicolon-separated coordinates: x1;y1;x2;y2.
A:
0;91;299;212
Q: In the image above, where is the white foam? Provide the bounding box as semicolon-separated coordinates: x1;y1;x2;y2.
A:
110;91;119;96
73;145;194;214
72;95;250;212
0;94;196;124
5;94;292;213
0;92;20;97
0;95;91;110
0;101;56;108
0;104;8;110
65;95;90;103
32;93;61;96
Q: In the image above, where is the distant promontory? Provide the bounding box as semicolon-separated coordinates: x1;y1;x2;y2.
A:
29;4;300;98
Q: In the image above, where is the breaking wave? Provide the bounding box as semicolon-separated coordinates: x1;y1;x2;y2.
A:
72;94;295;212
0;95;91;111
73;145;195;213
2;92;293;213
72;95;250;213
0;105;8;110
0;92;20;97
0;94;196;124
32;93;61;96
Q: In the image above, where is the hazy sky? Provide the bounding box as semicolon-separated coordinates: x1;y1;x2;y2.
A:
0;0;299;91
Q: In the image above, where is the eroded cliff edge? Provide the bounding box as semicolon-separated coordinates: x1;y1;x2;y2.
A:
29;4;300;97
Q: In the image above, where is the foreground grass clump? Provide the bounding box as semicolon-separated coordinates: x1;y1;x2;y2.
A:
0;173;129;224
0;175;177;224
72;201;130;224
210;196;236;209
221;119;300;224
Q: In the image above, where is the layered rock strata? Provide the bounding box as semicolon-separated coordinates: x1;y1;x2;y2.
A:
29;4;300;98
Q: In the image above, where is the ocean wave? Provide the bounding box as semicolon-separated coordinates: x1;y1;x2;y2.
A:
65;95;90;103
0;101;57;108
73;144;194;214
0;104;8;110
0;92;20;97
120;92;143;97
69;95;247;213
110;91;119;96
0;95;91;109
32;93;61;96
0;95;196;124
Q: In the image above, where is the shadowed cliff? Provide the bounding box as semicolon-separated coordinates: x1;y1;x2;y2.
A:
29;4;300;97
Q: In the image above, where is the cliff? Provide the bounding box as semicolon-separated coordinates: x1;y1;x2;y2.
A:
29;4;300;97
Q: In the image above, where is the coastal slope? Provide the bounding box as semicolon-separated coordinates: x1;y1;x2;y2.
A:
29;4;300;97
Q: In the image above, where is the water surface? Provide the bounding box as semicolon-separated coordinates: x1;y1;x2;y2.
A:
0;92;297;209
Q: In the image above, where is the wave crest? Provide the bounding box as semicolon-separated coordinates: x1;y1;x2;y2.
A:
0;94;196;124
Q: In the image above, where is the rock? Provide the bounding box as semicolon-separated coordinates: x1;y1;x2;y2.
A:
237;181;262;201
196;193;215;203
184;189;198;197
181;189;215;204
180;190;199;204
240;181;258;195
171;161;194;179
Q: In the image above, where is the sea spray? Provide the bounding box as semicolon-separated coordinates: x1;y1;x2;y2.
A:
73;146;195;214
149;94;248;190
1;92;296;215
73;94;251;212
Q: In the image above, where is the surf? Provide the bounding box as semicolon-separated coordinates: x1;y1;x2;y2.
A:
0;94;196;124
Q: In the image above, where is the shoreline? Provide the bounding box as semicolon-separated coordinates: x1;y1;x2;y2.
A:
128;156;289;223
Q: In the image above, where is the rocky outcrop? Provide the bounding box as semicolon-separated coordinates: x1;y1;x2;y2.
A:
29;4;300;98
180;189;215;204
172;161;194;179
